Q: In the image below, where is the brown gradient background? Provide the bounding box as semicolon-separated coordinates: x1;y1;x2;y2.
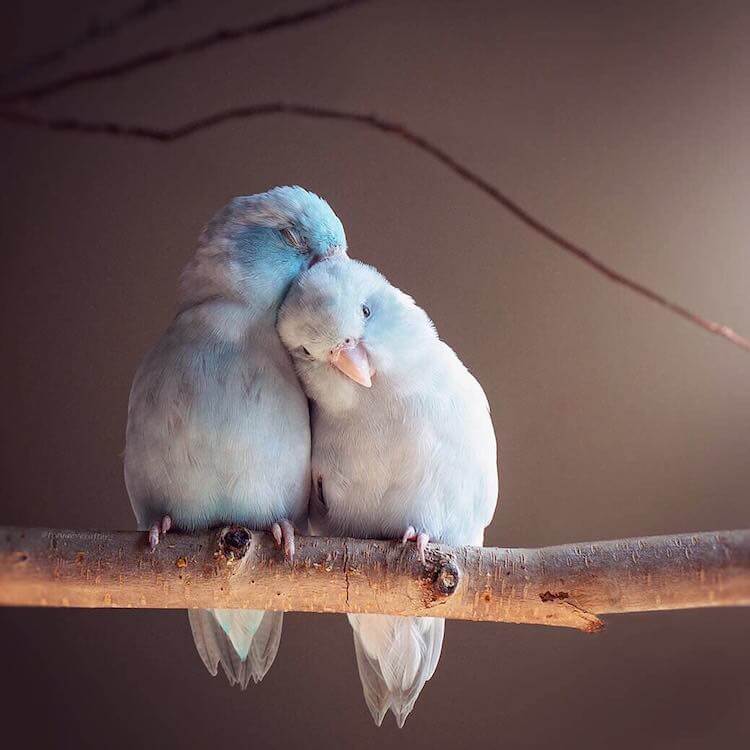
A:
1;1;749;747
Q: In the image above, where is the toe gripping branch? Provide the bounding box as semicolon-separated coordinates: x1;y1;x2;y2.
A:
215;525;460;612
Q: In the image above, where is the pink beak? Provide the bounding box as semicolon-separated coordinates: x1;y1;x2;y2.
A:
329;340;374;388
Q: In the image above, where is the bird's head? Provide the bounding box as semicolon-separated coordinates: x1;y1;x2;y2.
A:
179;186;347;314
277;258;437;408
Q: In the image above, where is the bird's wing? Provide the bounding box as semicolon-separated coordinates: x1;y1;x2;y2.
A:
125;315;311;529
415;344;499;545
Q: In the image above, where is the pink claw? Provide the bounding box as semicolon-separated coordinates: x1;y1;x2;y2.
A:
416;532;430;565
401;526;430;564
271;519;295;561
272;523;282;546
148;515;172;551
402;526;417;545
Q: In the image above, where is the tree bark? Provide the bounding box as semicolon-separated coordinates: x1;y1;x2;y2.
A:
1;526;748;632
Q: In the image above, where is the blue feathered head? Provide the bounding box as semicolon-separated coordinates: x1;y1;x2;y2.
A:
180;186;347;312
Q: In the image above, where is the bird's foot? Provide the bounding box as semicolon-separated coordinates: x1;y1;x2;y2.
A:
401;526;430;565
148;515;172;551
271;519;295;561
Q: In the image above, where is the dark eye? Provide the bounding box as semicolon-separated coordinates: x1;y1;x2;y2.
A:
281;227;306;251
362;304;371;319
301;346;311;356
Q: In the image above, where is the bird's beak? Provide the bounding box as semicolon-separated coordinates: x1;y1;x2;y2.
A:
328;340;373;388
309;244;345;267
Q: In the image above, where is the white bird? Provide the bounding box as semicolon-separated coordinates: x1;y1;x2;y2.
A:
124;186;347;687
278;258;498;725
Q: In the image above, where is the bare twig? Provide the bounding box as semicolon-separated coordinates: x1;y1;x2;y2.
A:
1;526;748;631
0;0;370;103
0;0;180;87
1;103;748;353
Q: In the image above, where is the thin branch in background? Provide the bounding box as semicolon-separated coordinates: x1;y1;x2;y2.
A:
0;0;370;103
2;103;748;354
0;0;180;87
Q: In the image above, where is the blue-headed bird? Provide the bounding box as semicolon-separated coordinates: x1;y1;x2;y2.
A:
125;186;346;687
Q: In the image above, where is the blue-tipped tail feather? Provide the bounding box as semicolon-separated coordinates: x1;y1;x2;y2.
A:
188;608;283;688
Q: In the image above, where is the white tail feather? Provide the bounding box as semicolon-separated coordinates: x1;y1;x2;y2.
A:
188;608;283;689
348;613;445;727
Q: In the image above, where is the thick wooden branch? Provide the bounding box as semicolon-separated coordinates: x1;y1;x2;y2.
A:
1;527;748;632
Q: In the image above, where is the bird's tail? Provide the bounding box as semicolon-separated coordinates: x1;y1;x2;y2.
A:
188;608;283;689
348;613;445;728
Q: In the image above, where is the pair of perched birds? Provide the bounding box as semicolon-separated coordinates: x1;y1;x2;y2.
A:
124;186;498;727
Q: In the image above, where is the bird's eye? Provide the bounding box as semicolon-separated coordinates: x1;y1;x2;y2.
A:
301;346;311;356
362;304;371;319
281;227;306;251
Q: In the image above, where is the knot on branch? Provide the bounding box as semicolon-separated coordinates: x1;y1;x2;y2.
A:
218;526;252;562
539;590;569;602
420;547;460;606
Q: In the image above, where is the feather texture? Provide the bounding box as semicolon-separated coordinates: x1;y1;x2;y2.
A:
189;609;283;688
278;259;499;725
125;187;347;686
349;614;444;727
